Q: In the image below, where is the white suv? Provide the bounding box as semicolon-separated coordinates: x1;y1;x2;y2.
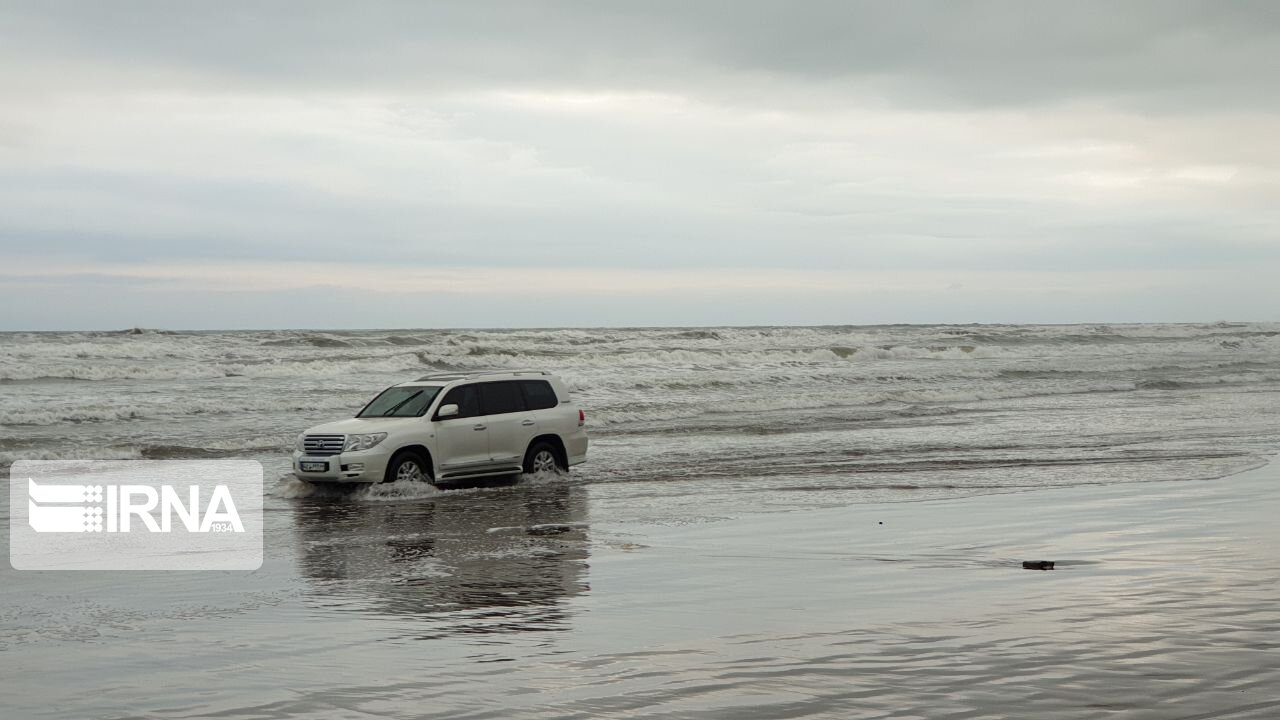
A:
292;370;588;484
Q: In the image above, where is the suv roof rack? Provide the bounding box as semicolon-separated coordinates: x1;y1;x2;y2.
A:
415;369;552;382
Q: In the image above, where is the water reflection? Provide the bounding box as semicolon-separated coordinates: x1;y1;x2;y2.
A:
291;481;590;638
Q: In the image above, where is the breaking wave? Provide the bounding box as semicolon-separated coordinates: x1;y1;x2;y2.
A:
5;322;1279;491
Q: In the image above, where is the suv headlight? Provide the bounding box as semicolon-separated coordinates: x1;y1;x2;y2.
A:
344;433;387;452
295;433;306;452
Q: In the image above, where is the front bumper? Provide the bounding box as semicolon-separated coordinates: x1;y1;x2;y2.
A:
292;446;392;483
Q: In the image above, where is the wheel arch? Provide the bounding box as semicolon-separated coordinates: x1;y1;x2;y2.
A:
527;434;568;468
386;444;435;481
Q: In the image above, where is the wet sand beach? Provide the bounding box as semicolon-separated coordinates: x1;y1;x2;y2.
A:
3;460;1279;719
574;463;1280;719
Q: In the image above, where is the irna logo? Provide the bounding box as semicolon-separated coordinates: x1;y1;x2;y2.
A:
27;479;245;533
11;459;263;571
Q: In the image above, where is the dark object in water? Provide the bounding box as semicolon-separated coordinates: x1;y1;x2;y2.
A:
1022;560;1055;570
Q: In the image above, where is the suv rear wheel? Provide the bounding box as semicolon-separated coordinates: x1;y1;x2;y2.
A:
385;449;431;484
523;441;563;475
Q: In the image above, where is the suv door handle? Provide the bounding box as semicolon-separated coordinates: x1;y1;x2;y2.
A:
521;419;535;426
473;424;487;431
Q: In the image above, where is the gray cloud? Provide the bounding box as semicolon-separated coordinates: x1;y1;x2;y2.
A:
0;1;1276;328
4;1;1277;108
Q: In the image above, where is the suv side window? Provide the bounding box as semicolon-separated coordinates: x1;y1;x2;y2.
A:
436;384;480;419
479;381;526;416
519;380;558;410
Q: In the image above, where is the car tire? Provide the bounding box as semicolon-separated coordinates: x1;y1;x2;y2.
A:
523;441;564;475
385;450;432;484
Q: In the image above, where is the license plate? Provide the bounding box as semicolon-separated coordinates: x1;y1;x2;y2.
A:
300;461;328;472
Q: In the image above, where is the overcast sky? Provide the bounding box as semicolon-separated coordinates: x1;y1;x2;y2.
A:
1;1;1277;330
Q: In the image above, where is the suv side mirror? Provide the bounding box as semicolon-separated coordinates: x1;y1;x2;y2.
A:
436;404;459;419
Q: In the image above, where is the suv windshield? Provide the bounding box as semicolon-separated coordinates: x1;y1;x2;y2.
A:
357;386;442;417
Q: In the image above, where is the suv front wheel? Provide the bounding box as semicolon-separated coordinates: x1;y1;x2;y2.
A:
385;449;432;484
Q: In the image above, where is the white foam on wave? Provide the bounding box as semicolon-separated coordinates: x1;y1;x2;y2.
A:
1;405;147;426
0;393;360;426
587;374;1216;427
0;447;143;466
5;323;1279;387
6;324;1280;451
0;345;424;384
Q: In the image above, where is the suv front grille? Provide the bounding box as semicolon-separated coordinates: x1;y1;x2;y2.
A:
303;434;345;456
